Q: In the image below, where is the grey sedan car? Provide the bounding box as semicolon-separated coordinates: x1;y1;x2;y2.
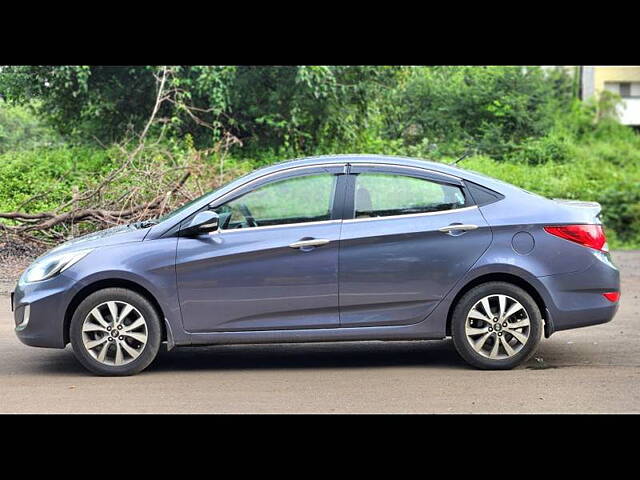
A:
11;155;620;375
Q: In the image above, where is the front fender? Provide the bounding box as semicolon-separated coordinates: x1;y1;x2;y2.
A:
63;238;186;344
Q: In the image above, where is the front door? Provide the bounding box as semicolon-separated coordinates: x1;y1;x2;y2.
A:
176;167;346;333
339;166;492;327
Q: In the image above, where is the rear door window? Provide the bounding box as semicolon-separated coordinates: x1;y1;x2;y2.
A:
353;172;467;219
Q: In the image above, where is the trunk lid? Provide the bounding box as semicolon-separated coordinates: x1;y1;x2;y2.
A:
552;199;602;223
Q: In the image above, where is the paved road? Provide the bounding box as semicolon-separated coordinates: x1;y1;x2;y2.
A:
1;251;638;413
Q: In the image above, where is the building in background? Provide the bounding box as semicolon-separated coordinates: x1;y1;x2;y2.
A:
581;66;640;127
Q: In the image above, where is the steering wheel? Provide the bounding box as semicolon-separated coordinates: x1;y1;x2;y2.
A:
220;212;232;230
237;203;258;227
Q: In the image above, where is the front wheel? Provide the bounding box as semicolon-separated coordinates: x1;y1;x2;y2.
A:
451;282;542;370
70;288;162;376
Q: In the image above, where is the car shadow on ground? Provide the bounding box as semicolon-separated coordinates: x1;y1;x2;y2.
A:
20;339;471;376
148;339;470;373
17;338;570;376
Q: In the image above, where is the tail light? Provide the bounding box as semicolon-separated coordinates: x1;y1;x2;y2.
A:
603;292;620;302
544;225;608;252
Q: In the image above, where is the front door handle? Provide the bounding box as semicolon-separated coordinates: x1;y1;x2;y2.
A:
289;238;331;249
438;224;478;233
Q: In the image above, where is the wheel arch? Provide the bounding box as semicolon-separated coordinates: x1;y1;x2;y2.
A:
63;278;167;345
445;272;550;338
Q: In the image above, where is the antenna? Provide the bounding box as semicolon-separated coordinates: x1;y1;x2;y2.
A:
450;150;472;166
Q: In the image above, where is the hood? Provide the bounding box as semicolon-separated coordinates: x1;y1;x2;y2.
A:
18;223;151;286
47;223;150;256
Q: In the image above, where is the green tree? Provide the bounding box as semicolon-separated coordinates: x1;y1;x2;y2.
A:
0;66;236;146
0;98;63;153
387;66;574;159
0;65;403;153
227;65;404;154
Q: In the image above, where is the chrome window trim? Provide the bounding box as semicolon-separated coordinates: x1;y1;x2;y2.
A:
349;162;463;182
343;205;478;223
216;219;342;234
209;163;346;208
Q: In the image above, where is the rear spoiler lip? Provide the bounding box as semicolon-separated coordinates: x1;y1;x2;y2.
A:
551;198;602;222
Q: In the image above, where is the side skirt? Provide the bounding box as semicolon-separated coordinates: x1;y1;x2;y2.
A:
184;322;445;347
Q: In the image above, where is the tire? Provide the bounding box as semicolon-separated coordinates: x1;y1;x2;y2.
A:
451;282;542;370
70;288;162;376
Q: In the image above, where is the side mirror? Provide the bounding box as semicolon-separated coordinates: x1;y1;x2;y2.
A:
182;211;220;236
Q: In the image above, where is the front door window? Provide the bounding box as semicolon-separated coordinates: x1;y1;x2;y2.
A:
213;174;337;229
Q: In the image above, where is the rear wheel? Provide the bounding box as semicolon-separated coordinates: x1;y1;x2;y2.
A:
70;288;161;376
451;282;542;370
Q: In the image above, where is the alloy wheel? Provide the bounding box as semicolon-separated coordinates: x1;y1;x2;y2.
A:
81;301;148;366
464;294;531;360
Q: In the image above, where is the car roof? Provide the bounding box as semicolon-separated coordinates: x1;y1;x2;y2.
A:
258;154;519;194
268;153;448;171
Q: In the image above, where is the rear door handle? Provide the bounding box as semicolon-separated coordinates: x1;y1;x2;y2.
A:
438;224;478;233
289;238;331;249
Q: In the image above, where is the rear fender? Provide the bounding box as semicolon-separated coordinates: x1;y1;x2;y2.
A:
422;261;555;338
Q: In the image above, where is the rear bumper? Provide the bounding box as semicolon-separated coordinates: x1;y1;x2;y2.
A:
538;250;620;335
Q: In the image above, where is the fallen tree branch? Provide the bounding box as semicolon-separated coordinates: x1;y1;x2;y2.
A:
18;172;190;233
0;65;243;246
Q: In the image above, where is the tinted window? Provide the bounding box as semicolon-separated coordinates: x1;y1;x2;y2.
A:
465;181;504;206
214;174;337;229
619;82;631;98
354;172;467;218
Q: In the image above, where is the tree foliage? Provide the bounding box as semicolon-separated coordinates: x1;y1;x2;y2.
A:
386;66;575;157
0;99;63;153
1;65;639;248
0;65;627;164
1;66;153;142
0;65;403;153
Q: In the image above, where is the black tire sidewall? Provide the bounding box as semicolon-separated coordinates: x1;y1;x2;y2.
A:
451;282;542;370
70;288;161;376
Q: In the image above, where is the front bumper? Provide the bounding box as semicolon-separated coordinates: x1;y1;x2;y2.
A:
538;250;620;334
12;272;79;349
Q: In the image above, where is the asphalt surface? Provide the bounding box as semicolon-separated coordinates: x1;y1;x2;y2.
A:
1;251;638;413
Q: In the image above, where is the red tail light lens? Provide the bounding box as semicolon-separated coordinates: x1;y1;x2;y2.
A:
603;292;620;302
544;225;608;252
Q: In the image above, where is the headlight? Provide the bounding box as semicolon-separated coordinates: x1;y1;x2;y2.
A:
20;248;93;284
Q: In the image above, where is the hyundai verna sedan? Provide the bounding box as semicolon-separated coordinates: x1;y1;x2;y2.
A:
11;155;620;375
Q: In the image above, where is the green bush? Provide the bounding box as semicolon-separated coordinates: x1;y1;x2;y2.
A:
0;146;115;212
597;182;640;247
505;131;574;164
461;155;640;249
0;100;63;153
386;66;574;160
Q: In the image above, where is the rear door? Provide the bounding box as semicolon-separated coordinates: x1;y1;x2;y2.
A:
338;165;492;327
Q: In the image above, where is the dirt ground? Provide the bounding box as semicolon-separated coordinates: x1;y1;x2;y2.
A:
0;250;638;413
